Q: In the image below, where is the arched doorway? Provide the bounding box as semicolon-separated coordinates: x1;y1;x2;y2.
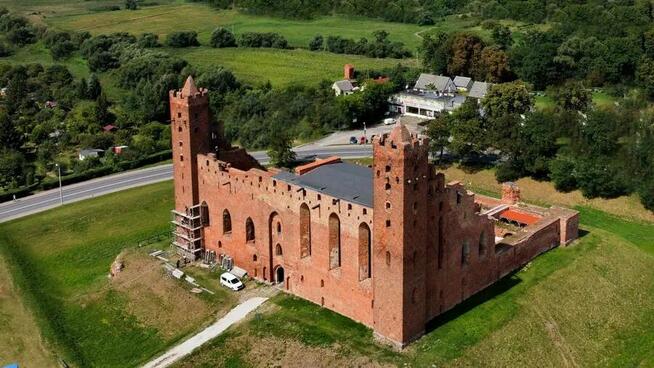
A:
275;266;285;284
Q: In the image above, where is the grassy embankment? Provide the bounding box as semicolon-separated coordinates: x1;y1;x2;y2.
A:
0;181;237;368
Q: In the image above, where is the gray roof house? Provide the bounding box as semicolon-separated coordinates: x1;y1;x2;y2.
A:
453;76;473;91
78;148;104;161
414;74;456;94
332;80;356;96
469;81;491;99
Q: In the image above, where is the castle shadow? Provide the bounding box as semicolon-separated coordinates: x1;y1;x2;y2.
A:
424;270;521;334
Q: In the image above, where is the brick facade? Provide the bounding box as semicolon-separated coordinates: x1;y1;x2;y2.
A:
171;78;579;347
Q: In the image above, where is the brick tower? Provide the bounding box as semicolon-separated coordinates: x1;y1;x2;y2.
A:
170;76;211;211
372;123;431;347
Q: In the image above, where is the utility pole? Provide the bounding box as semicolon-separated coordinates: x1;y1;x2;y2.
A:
56;163;63;205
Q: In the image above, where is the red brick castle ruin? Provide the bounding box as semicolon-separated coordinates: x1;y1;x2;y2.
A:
170;77;579;347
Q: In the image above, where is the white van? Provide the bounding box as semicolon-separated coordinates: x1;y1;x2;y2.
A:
220;272;244;291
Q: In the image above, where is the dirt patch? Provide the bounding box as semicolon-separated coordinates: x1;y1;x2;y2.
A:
108;249;214;339
234;334;393;368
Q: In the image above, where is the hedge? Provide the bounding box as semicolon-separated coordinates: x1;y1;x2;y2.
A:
1;150;172;203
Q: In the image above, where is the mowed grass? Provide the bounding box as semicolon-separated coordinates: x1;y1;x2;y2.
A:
167;47;417;86
172;209;654;367
0;254;57;367
47;4;424;50
0;181;234;368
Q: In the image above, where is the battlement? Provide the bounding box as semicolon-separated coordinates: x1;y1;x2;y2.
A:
170;76;209;102
374;123;429;149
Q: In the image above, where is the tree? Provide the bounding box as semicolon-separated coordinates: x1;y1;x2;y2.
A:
474;46;512;83
553;81;592;111
511;31;563;90
448;99;488;159
446;33;485;77
0;149;27;188
309;34;323;51
137;33;161;48
95;93;112;125
421;32;449;74
636;57;654;98
549;155;578;192
482;80;533;119
426;115;450;163
267;124;296;167
491;24;512;50
87;74;102;99
76;77;88;99
210;27;236;48
165;31;200;48
0;110;22;150
125;0;139;10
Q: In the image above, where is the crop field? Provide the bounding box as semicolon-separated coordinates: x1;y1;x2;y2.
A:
0;181;237;368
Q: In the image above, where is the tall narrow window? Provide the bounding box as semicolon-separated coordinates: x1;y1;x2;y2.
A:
438;216;444;269
462;240;470;266
222;209;232;234
246;217;255;242
300;203;311;257
275;244;283;256
479;230;487;256
358;223;371;280
200;202;209;226
329;213;341;269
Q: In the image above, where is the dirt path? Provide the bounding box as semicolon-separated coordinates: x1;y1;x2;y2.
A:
142;297;268;368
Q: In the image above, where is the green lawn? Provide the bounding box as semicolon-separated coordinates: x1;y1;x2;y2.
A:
46;4;425;50
0;181;235;368
167;46;417;86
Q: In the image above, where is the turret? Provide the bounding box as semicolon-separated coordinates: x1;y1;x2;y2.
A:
170;76;211;211
371;123;431;347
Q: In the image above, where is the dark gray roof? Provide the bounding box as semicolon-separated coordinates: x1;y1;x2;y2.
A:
453;76;473;89
333;80;354;92
273;162;373;207
414;73;455;93
469;81;491;99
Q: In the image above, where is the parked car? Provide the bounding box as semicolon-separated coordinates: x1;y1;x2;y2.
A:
383;118;395;125
220;272;244;291
349;136;358;144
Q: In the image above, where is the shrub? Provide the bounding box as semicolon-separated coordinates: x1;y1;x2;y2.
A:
210;27;236;48
238;32;289;49
137;33;161;48
308;35;323;51
549;155;577;192
165;31;199;47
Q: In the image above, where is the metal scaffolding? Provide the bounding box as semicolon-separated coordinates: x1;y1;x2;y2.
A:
171;204;205;259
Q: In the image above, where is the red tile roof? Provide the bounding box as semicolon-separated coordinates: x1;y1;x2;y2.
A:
500;209;541;225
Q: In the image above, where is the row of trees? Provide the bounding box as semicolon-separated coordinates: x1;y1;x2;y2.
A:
426;81;654;211
309;30;412;59
195;0;466;24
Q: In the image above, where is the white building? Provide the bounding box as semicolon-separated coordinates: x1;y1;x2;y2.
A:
389;91;466;118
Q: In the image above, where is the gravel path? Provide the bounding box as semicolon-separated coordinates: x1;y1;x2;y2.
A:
142;297;268;368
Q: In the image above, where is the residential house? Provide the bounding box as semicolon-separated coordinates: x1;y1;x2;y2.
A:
469;81;491;100
78;148;104;161
453;76;473;91
414;73;456;94
332;80;357;96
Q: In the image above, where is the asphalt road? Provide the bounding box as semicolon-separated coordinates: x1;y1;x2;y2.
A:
0;145;372;223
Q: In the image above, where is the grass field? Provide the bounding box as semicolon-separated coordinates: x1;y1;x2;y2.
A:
168;47;417;86
47;4;425;50
0;181;237;368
